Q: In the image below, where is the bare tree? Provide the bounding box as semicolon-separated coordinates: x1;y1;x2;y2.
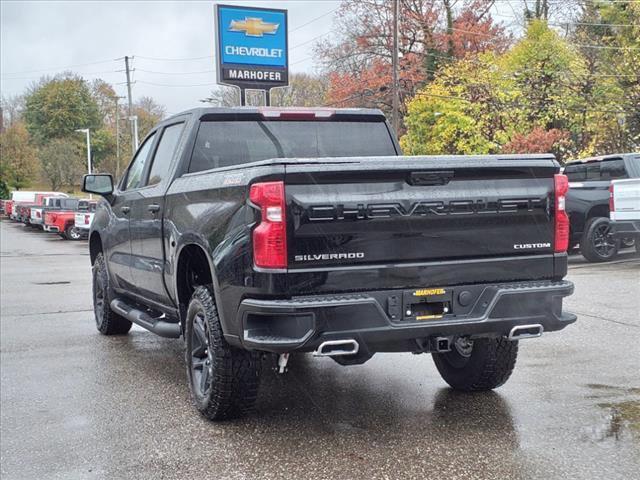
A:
202;73;329;108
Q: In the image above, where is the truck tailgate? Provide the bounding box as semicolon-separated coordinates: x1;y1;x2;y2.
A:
285;155;558;269
611;178;640;221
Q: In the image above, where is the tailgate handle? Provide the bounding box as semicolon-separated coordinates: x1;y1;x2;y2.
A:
409;171;454;186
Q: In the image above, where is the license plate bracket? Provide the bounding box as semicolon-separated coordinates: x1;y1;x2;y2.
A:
403;288;453;321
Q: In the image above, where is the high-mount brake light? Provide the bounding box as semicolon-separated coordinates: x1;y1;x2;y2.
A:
250;181;287;270
554;174;570;253
258;108;335;120
609;184;615;212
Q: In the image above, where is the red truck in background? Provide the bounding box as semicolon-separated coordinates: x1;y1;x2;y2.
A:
30;195;72;229
44;199;93;240
7;191;66;223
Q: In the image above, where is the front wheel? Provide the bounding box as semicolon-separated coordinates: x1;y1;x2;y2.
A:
185;286;260;421
92;252;132;335
580;217;619;262
432;337;518;391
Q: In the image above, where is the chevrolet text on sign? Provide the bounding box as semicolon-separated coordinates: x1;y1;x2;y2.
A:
215;4;289;89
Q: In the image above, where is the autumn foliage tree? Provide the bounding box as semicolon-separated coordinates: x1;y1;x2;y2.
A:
0;122;39;190
316;0;511;127
502;127;570;157
400;20;629;161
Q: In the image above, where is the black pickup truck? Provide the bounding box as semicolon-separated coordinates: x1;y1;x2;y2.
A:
82;107;576;420
563;153;640;262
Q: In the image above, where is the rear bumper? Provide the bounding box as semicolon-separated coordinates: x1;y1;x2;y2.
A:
44;225;60;232
611;220;640;238
234;280;576;354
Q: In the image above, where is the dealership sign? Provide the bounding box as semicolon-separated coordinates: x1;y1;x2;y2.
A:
215;4;289;91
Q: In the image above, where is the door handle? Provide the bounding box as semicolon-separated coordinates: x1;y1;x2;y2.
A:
147;204;160;213
121;206;130;214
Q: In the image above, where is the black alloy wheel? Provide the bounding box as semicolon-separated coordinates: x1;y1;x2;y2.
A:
581;217;620;262
189;311;214;399
592;222;616;257
94;271;106;329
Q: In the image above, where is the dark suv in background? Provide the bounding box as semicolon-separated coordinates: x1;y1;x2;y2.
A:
564;153;640;262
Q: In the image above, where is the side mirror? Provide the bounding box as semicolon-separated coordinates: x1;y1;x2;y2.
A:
82;174;114;197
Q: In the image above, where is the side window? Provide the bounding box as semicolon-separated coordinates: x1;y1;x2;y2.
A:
600;159;627;180
147;123;185;186
564;164;586;182
125;133;156;190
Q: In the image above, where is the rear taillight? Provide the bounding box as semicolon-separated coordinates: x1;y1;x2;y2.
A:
554;174;569;253
85;215;91;224
250;181;287;270
609;184;615;212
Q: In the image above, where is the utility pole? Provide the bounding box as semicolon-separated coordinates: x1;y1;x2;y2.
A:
124;56;137;153
114;96;125;178
391;0;400;136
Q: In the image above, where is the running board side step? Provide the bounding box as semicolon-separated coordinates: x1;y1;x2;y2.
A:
508;324;543;341
110;299;181;338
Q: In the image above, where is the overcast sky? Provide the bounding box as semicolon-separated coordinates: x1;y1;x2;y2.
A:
1;0;342;114
1;1;520;115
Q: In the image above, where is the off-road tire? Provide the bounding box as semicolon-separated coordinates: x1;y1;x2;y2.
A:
432;337;518;391
185;285;260;421
580;217;619;263
64;224;82;241
92;252;132;335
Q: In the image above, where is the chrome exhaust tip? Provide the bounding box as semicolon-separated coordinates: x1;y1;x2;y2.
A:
314;339;359;357
508;324;543;341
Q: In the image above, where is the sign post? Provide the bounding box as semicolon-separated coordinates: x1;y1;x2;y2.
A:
215;4;289;105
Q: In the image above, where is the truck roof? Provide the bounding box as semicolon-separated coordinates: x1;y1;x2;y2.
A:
164;106;387;123
565;152;638;164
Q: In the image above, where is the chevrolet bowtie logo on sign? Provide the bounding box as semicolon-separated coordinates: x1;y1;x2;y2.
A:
229;17;279;37
216;4;288;89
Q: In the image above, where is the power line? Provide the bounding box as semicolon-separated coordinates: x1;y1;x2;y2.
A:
575;43;640;50
2;58;119;76
290;31;332;51
326;87;629;115
1;70;120;81
137;80;218;88
135;54;213;62
136;68;216;75
552;21;640;28
491;0;640;3
489;9;639;28
290;7;339;33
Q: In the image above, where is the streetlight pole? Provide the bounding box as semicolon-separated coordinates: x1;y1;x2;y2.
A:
75;128;92;198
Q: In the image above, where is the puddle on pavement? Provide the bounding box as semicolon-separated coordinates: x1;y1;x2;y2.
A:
582;384;640;443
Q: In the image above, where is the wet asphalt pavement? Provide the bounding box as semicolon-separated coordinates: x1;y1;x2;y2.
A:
1;218;639;480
